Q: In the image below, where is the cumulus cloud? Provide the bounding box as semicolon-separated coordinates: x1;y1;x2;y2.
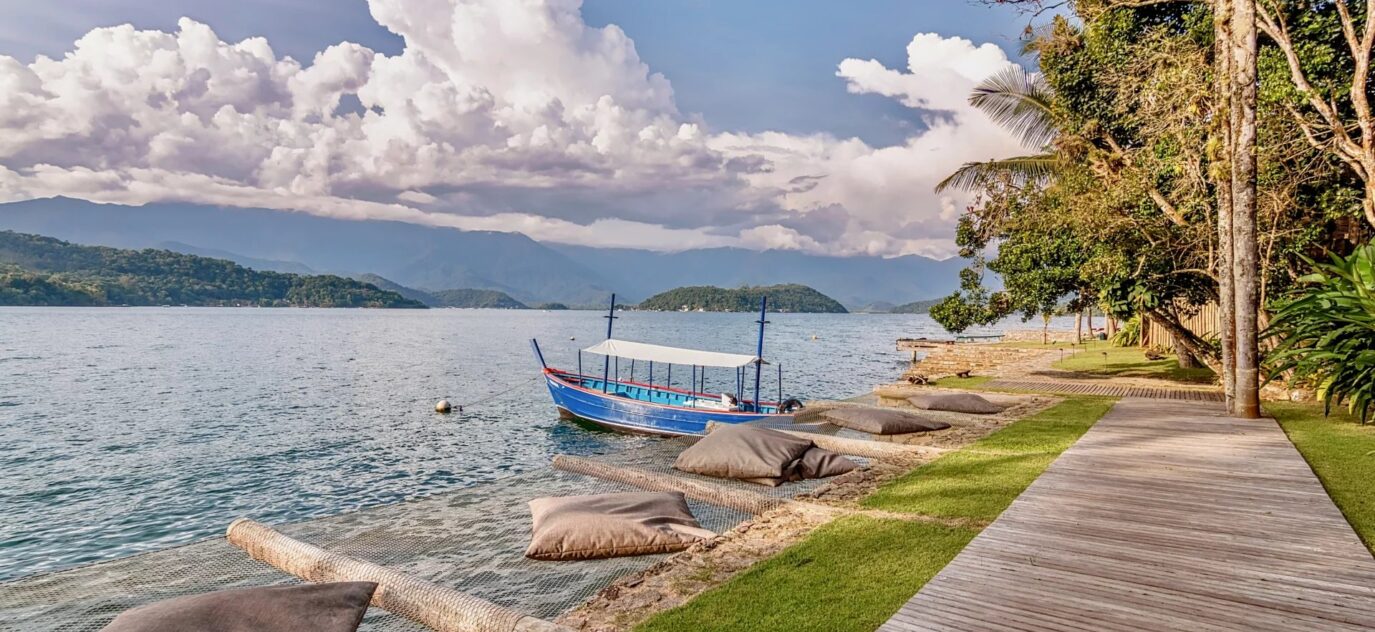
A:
0;1;1029;257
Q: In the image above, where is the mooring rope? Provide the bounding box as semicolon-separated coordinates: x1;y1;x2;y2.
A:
451;375;543;413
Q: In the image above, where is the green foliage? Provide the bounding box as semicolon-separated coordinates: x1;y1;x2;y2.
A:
636;284;847;313
1110;315;1142;347
1265;243;1375;422
535;302;569;310
429;289;528;309
0;231;425;308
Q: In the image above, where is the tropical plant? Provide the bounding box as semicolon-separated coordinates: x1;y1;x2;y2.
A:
1265;243;1375;422
1111;315;1142;347
936;66;1060;193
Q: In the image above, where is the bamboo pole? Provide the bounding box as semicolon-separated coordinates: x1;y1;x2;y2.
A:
225;519;567;632
550;455;783;515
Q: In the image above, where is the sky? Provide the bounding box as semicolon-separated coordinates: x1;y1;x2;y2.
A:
0;0;1044;258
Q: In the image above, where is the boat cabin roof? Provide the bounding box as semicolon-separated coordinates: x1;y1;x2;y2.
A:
582;338;764;368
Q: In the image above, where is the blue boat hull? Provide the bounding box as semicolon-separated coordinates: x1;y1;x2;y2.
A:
542;370;792;436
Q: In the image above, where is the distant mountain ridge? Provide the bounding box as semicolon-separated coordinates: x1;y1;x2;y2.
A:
637;284;847;313
547;244;964;308
354;274;528;308
0;198;961;306
0;231;424;308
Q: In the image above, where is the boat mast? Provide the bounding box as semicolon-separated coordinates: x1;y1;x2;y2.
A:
753;296;768;410
603;293;617;392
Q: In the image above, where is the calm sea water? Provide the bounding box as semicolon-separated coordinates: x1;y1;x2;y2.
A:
0;307;975;581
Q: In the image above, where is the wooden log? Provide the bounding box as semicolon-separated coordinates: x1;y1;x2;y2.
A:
705;421;943;460
550;455;783;515
225;519;568;632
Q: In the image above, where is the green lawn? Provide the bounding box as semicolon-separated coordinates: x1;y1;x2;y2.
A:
989;340;1215;384
637;396;1115;631
636;517;978;632
930;375;993;389
1269;402;1375;554
863;396;1116;519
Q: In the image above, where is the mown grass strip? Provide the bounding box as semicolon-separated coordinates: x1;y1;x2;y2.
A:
636;396;1115;631
862;396;1115;520
1269;402;1375;554
636;516;978;632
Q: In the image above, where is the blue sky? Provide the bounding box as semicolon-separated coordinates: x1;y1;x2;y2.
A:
0;0;1036;145
0;0;1044;256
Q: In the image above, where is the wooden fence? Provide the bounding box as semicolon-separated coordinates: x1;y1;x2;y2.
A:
1142;302;1220;348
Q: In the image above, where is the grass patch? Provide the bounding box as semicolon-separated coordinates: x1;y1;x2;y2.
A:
1051;341;1215;384
636;516;978;632
1269;402;1375;554
637;396;1115;631
930;375;993;389
862;397;1116;520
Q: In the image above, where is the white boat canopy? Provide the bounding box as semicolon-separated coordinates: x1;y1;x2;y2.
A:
583;338;764;368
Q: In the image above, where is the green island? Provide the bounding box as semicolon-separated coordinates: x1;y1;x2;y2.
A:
635;284;847;313
427;288;528;309
0;231;424;308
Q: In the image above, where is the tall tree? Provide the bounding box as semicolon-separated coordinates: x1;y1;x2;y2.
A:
1230;0;1263;417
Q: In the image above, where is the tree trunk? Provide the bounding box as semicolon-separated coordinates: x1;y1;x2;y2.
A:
1107;317;1118;337
1230;0;1262;418
1214;0;1238;412
1075;309;1083;344
1087;307;1095;340
1148;307;1223;375
1042;313;1051;345
1173;334;1201;369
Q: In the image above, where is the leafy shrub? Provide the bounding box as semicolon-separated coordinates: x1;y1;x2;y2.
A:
1110;315;1141;347
1265;244;1375;422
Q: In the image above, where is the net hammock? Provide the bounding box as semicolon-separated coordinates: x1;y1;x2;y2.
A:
0;423;908;632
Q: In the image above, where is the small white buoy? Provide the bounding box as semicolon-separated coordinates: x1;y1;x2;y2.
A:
435;399;452;414
570;336;576;340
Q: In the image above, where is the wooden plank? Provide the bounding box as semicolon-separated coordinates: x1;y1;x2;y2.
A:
882;397;1375;631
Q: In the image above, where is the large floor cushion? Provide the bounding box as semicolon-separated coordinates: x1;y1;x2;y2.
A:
526;491;714;561
907;392;1005;414
100;582;377;632
821;408;952;434
674;425;815;481
796;447;858;479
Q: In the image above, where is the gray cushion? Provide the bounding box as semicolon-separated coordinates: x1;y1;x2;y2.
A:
674;425;814;481
796;447;858;479
525;491;714;561
907;393;1005;414
821;408;951;434
100;582;376;632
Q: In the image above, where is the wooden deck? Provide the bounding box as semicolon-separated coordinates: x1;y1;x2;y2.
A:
985;379;1224;402
881;398;1375;631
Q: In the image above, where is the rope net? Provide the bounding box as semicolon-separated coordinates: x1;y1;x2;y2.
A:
0;424;887;631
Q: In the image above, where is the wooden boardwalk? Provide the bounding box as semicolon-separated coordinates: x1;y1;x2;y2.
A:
985;379;1225;402
881;398;1375;631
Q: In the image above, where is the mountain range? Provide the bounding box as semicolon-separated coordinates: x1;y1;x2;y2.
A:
0;197;962;307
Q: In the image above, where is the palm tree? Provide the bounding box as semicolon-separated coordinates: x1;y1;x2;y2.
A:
935;66;1061;193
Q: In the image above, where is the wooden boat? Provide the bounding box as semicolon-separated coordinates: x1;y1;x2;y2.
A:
530;295;802;436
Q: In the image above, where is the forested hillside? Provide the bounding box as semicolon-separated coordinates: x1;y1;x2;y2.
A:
0;231;424;308
636;284;847;313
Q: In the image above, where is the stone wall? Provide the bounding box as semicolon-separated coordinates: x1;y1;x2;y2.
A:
901;342;1059;380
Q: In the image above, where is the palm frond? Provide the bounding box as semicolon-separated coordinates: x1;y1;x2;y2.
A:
969;66;1058;148
935;154;1060;193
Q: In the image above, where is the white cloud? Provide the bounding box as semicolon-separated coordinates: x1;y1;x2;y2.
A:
0;3;1029;257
